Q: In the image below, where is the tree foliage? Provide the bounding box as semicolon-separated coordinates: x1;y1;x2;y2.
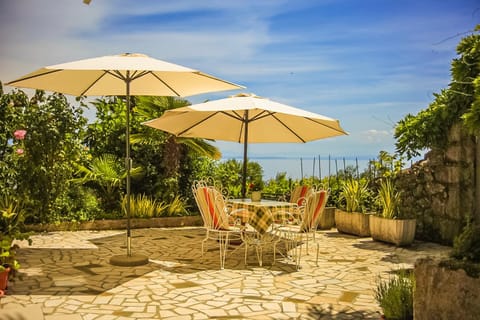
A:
395;25;480;159
0;87;88;223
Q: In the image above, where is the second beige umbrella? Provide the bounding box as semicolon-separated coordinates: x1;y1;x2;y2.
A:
7;53;244;264
143;93;348;198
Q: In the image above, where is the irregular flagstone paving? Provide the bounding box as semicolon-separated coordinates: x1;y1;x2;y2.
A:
0;227;451;319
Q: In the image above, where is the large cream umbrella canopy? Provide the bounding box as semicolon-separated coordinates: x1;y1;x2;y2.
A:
7;53;244;265
143;93;348;198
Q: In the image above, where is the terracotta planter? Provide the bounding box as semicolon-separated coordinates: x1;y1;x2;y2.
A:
0;267;10;291
369;215;416;246
335;209;371;237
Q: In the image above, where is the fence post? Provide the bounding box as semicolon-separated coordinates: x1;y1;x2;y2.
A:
318;155;322;182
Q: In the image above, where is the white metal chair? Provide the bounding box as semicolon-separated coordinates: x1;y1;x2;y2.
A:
275;189;329;270
289;185;314;206
192;180;245;269
239;207;280;267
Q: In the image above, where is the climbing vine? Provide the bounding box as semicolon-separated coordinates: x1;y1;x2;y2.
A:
395;25;480;159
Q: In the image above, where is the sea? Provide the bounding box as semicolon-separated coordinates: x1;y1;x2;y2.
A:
222;156;375;181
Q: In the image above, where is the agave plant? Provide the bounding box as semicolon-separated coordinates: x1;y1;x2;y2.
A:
377;178;401;219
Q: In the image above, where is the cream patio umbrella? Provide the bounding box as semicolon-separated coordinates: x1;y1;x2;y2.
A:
143;93;348;198
6;53;244;266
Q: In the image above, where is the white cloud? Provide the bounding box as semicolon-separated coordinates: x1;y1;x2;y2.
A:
1;0;477;170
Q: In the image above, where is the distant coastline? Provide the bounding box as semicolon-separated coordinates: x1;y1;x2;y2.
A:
220;155;376;180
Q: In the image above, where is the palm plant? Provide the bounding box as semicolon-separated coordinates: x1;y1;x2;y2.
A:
131;96;222;202
73;153;144;212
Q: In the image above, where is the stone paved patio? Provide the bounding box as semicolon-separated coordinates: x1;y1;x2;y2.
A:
0;227;451;319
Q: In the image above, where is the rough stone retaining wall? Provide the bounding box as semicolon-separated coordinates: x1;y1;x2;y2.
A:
396;123;476;244
414;258;480;320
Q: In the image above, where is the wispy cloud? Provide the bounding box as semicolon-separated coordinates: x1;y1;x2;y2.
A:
1;0;478;164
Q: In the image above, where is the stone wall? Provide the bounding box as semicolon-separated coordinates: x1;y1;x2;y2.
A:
396;123;476;244
414;258;480;320
25;215;203;232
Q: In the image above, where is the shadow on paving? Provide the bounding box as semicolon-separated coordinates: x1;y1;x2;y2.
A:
352;239;452;265
10;227;298;296
307;304;382;320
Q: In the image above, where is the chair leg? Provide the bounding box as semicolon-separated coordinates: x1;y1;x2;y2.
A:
294;235;302;270
255;245;263;267
218;232;229;270
201;231;209;257
272;240;277;266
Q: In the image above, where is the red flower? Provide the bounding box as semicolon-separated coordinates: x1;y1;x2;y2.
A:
16;148;24;155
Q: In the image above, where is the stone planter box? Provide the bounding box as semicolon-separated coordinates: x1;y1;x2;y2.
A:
369;215;416;246
317;206;335;230
414;258;480;320
334;209;371;237
25;215;203;232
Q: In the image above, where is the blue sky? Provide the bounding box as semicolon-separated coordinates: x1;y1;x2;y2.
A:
1;0;479;167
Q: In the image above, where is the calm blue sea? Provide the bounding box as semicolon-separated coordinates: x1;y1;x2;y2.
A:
222;157;374;180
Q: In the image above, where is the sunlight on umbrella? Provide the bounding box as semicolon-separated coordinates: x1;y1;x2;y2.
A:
7;53;244;265
143;93;348;198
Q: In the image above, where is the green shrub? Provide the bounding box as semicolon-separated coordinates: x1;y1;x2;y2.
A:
52;186;102;222
374;270;414;320
0;195;32;277
451;221;480;263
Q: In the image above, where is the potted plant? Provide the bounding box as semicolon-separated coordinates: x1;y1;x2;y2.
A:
369;178;416;246
249;180;264;202
335;178;372;237
0;196;31;293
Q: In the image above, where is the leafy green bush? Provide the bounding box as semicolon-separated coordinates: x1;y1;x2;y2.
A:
374;270;414;320
52;185;102;222
0;195;32;276
451;221;480;263
444;220;480;279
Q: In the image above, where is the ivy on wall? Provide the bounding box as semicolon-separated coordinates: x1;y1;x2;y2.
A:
395;25;480;159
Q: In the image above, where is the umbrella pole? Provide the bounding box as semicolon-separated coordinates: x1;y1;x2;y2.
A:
110;72;148;267
125;78;132;257
241;111;249;199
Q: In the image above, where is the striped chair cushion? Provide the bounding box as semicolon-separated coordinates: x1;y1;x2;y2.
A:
300;190;328;232
197;186;230;230
290;185;311;206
